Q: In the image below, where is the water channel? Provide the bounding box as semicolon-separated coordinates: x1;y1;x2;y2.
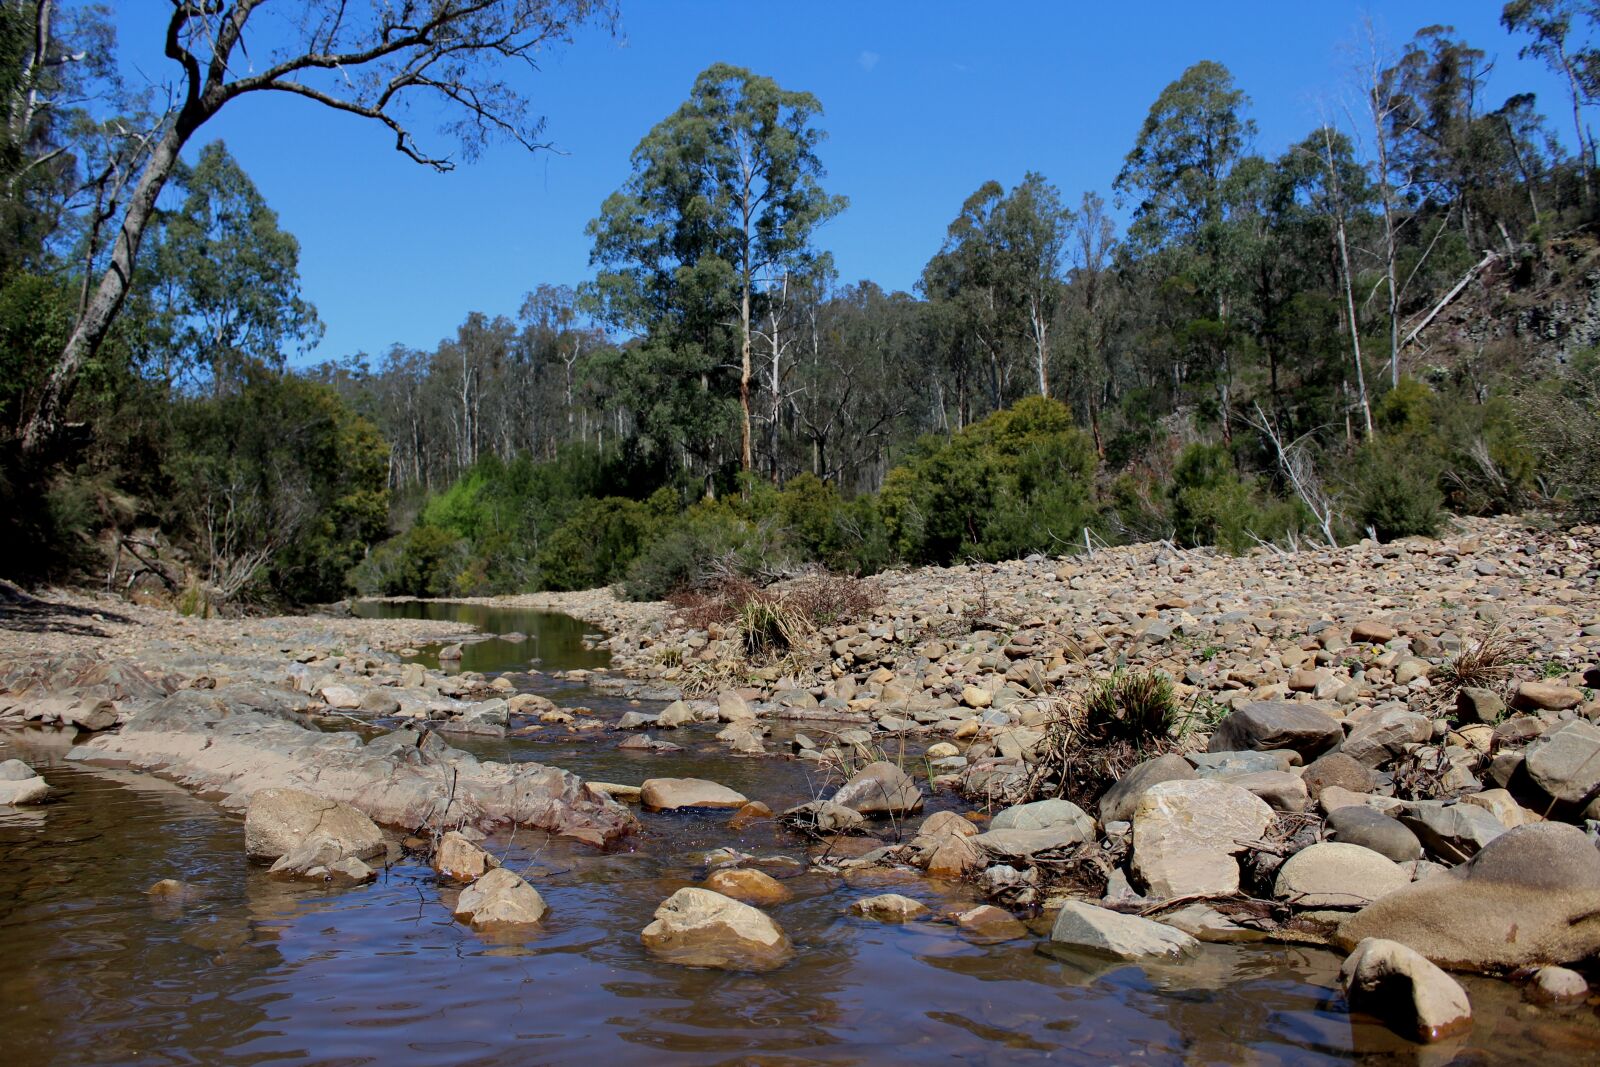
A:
1;600;1595;1065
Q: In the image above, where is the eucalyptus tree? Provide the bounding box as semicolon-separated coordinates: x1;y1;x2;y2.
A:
1502;0;1599;200
586;62;845;473
21;0;613;457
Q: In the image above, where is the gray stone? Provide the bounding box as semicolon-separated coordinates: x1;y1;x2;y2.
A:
641;887;793;972
972;825;1088;860
831;760;923;815
1301;752;1374;797
780;800;866;835
849;893;929;921
1326;806;1423;863
640;778;748;811
1522;719;1600;805
1098;753;1197;823
1207;702;1343;761
1131;779;1274;898
0;759;37;781
1191;750;1300;777
1047;900;1199;960
990;797;1095;837
1342;710;1432;767
1274;841;1410;908
244;788;385;862
1397;801;1505;862
454;867;548;927
1454;687;1505;725
1223;770;1309;813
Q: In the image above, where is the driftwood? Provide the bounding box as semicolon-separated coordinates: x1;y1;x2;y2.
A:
1401;250;1499;352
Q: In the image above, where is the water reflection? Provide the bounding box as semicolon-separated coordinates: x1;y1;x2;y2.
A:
350;599;612;675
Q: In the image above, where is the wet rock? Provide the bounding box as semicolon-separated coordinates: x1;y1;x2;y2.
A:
74;695;635;846
781;800;866;835
1396;801;1505;862
717;691;755;723
1339;938;1471;1043
1207;701;1343;761
618;733;681;753
1342;709;1432;767
1522;719;1600;806
1337;822;1600;970
972;824;1089;861
1131;779;1274;898
454;867;548;927
658;700;696;728
831;760;923;815
438;644;464;661
1513;680;1585;712
639;778;748;811
1274;842;1410;908
146;878;205;901
1301;752;1374;798
1098;753;1197;824
1527;966;1589;1003
244;788;385;862
954;904;1028;942
0;759;47;805
1046;900;1199;960
641;887;793;972
990;797;1095;837
704;868;792;905
615;711;658;729
268;836;378;884
1158;902;1269;943
850;893;929;921
727;801;773;829
1325;807;1423;863
434;830;498;882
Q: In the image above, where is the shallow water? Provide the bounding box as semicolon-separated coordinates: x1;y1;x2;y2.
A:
2;603;1596;1066
349;599;611;675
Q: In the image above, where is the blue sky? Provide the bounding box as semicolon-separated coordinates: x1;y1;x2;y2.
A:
113;2;1572;364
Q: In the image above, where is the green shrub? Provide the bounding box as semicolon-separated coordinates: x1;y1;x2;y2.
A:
620;502;763;601
1169;443;1307;554
534;496;654;591
1349;438;1444;541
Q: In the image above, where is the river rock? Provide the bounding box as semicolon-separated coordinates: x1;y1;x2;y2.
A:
1454;687;1505;725
640;778;748;811
454;867;548;927
831;760;923;815
972;824;1088;860
268;836;377;884
1207;702;1343;761
850;893;929;921
1047;900;1199;960
1336;822;1600;970
990;797;1095;837
1512;680;1585;712
72;693;635;846
616;711;658;729
1131;779;1274;898
434;830;498;881
1527;966;1589;1002
1274;842;1410;908
1351;620;1398;644
658;700;696;728
1224;770;1309;813
705;868;792;905
1396;801;1505;862
1098;753;1197;824
0;760;47;805
1325;806;1423;863
1300;752;1374;798
1191;750;1299;777
717;691;755;722
641;887;794;972
1339;938;1471;1043
244;788;385;862
1521;719;1600;805
1341;709;1431;767
955;904;1028;942
781;800;866;835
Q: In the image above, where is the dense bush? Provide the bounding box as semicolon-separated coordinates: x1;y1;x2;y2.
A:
1347;437;1444;541
534;496;655;591
1169;443;1307;554
620;501;765;600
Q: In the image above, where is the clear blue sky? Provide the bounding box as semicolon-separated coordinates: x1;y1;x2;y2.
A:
113;2;1571;364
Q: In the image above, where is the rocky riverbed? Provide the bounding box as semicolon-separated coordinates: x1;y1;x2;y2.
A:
2;515;1599;1059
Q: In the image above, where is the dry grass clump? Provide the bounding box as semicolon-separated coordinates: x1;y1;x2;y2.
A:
668;570;880;660
1435;629;1518;698
1025;669;1181;810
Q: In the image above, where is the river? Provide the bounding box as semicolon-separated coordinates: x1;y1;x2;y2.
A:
0;600;1594;1065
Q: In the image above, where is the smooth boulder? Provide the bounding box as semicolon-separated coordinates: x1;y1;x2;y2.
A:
1098;753;1197;823
639;778;748;812
991;797;1095;837
1207;702;1343;761
850;893;929;921
641;888;794;972
1274;841;1409;908
1325;806;1423;863
244;788;385;862
454;867;548;927
831;761;923;815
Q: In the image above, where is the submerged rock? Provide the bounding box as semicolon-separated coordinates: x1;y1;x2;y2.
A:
850;893;928;921
1339;938;1471;1043
641;887;793;972
454;867;548;928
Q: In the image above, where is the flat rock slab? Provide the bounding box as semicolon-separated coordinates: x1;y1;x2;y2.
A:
1047;900;1199;960
640;778;749;811
1207;702;1343;761
1132;779;1274;898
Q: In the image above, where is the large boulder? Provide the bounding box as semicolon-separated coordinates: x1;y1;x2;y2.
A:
1396;801;1505;862
1339;938;1471;1043
1098;753;1196;824
1336;823;1600;971
1325;806;1423;863
1207;702;1343;762
990;797;1095;837
1274;841;1410;908
640;888;794;972
1131;779;1274;898
831;760;923;815
244;788;385;862
639;778;748;811
1047;900;1199;960
453;867;548;927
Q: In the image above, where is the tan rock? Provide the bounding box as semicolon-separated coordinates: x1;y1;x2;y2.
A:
704;868;792;905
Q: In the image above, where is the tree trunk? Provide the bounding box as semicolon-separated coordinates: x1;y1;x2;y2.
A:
22;118;191;455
